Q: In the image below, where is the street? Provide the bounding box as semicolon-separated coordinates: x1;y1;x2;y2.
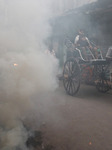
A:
1;0;112;149
41;82;112;150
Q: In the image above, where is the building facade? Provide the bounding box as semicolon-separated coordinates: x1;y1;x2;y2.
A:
52;0;97;16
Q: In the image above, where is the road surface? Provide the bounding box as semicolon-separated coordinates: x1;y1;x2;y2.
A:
41;82;112;150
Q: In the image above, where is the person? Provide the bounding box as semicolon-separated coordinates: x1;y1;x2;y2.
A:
106;46;112;60
74;29;93;60
94;46;103;59
106;46;112;84
74;29;92;48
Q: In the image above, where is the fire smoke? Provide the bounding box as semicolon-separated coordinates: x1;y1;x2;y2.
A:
0;0;58;149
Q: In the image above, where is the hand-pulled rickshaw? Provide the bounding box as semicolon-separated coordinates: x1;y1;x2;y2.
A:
63;43;112;96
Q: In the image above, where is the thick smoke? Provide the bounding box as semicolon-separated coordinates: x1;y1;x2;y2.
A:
0;0;58;149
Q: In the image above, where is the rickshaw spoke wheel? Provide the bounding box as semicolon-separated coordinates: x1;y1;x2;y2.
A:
63;58;80;96
96;79;110;93
96;65;111;93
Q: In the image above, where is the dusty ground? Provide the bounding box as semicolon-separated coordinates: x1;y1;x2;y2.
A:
37;82;112;150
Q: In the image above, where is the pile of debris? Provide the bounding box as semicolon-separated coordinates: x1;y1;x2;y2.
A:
26;130;54;150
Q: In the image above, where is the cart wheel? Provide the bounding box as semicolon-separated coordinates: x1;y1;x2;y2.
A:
96;65;111;93
63;58;80;96
96;79;110;93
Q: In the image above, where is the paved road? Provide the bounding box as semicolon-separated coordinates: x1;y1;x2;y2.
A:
42;82;112;150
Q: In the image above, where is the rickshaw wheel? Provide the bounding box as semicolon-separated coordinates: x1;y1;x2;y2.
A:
63;58;80;96
95;65;111;93
96;79;110;93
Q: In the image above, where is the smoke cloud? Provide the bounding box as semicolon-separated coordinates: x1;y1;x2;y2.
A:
0;0;59;149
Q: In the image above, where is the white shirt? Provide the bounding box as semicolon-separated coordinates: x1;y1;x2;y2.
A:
106;47;112;58
74;35;90;45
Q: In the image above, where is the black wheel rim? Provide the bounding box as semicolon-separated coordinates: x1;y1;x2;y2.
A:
63;59;80;96
96;65;111;93
96;79;110;93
